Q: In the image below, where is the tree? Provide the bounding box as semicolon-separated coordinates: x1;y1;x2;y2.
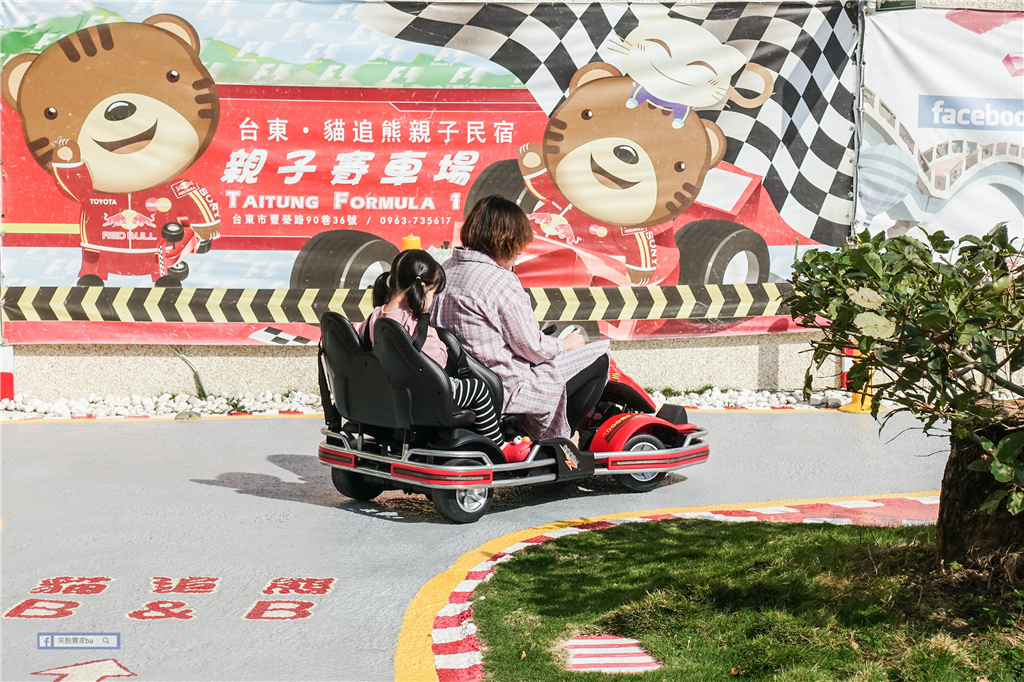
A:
786;225;1024;578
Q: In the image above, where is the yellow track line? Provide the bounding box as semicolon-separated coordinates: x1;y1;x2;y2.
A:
394;490;941;681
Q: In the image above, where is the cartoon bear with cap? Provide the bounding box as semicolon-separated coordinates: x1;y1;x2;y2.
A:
518;63;727;285
1;14;220;286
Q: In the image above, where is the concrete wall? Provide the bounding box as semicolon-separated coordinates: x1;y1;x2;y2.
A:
8;331;839;401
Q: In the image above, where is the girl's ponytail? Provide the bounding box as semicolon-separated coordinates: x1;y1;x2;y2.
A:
371;270;392;308
406;276;426;318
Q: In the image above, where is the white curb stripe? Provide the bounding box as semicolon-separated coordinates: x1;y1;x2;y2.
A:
747;506;801;514
545;527;588;538
830;500;884;508
453;579;483;593
432;622;477;644
802;517;854;525
905;495;941;504
434;651;483;669
437;602;473;618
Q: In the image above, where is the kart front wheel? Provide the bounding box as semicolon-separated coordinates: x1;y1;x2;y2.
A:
432;459;492;523
614;434;668;492
331;467;386;501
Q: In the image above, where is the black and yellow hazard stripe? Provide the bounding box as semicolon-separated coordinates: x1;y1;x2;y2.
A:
1;284;790;325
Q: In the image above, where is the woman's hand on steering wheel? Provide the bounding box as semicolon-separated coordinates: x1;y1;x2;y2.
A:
561;329;585;351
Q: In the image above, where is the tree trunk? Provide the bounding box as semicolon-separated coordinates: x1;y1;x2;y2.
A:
937;428;1024;575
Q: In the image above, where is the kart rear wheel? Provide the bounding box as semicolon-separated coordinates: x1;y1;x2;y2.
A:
331;467;386;501
614;434;668;492
432;458;492;523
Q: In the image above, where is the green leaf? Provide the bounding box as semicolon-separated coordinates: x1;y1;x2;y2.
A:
987;222;1009;249
980;489;1009;514
1008;491;1024;516
991;460;1015;482
854;251;884;279
973;335;999;374
926;230;955;253
994;432;1024;463
854;312;896;339
968;459;991;472
1008;342;1024;373
846;286;885;310
984;275;1012;296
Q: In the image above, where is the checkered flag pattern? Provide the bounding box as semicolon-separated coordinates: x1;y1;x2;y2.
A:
249;327;315;346
356;2;857;246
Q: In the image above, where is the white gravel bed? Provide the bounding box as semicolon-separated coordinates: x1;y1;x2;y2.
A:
0;390;322;420
0;387;877;420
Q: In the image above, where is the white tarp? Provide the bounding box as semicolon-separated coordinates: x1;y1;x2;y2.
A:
859;8;1024;243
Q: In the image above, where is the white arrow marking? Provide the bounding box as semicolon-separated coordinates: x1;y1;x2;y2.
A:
32;658;135;682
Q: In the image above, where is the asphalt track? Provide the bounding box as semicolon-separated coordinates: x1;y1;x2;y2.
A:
1;410;949;681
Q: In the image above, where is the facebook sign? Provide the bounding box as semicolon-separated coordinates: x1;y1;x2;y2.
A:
920;96;1024;131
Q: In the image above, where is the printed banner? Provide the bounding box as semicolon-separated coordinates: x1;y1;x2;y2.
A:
0;1;856;344
859;8;1024;244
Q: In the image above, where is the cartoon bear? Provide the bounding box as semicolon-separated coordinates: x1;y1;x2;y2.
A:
1;14;220;287
518;63;726;284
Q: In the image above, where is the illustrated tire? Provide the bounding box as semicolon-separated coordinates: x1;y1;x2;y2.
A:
331;467;386;501
168;261;189;281
432;458;493;523
161;222;185;244
154;275;182;288
289;230;400;290
464;159;539;219
675;220;770;285
614;434;668;492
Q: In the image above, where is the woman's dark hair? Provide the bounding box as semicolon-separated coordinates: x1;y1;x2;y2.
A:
460;195;533;263
371;249;446;317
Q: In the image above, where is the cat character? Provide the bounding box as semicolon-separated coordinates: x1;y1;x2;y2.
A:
607;18;774;128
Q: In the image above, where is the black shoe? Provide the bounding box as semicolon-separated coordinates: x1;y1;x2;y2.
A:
76;274;104;287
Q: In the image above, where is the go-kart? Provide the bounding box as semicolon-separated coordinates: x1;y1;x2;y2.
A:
315;311;709;523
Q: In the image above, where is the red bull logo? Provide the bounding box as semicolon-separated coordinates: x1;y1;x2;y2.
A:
102;210;156;231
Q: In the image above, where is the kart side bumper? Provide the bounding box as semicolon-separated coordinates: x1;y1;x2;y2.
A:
317;428;709;491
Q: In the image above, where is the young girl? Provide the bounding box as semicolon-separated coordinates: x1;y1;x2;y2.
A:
356;249;530;462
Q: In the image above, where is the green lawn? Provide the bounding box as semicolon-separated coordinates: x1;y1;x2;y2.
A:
472;520;1024;681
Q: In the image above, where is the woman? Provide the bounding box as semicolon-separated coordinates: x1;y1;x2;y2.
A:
432;195;611;441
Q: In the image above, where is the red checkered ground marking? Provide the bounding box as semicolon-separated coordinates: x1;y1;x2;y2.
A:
564;635;661;673
431;496;939;681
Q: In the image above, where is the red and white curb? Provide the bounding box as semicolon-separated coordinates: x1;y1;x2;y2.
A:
564;635;661;673
431;496;940;681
